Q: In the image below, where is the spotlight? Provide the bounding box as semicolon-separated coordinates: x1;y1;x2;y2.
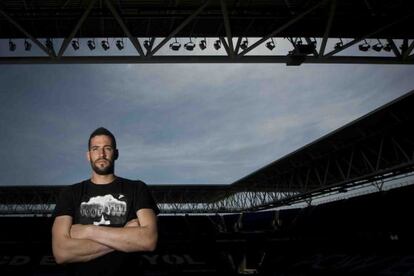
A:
116;39;124;50
9;40;16;51
334;38;343;50
358;40;370;52
213;39;221;50
24;40;32;51
372;41;383;52
383;43;391;52
184;39;195;51
71;40;80;50
266;38;275;50
169;38;181;51
293;41;315;55
240;38;248;50
101;39;110;51
199;39;207;50
46;38;54;52
87;39;96;50
144;40;151;51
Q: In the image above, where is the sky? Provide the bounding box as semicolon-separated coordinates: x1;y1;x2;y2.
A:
0;38;413;186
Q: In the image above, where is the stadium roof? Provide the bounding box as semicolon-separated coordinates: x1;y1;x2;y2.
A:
231;89;414;206
0;0;412;39
1;0;413;64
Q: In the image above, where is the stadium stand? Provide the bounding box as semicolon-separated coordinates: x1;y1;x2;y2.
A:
1;91;413;275
1;183;414;275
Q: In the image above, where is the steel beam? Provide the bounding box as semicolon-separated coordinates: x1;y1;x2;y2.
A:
0;7;53;57
104;0;145;57
238;0;329;56
57;0;98;58
149;0;210;57
1;55;414;64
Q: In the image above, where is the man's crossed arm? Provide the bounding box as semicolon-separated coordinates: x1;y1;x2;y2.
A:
52;208;158;264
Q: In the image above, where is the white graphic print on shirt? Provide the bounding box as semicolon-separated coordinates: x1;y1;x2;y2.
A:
80;194;127;225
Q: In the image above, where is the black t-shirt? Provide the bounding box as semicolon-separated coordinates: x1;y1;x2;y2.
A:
53;177;160;276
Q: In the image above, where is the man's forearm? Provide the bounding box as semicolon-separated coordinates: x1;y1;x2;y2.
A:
84;225;157;253
53;236;114;264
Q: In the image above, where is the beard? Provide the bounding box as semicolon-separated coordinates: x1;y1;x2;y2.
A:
90;158;115;175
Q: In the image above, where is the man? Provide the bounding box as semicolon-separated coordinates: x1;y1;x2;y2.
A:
52;127;159;275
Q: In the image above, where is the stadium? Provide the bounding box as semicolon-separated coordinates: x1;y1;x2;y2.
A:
1;0;414;275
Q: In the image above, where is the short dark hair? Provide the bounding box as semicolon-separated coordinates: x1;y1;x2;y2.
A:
88;127;117;149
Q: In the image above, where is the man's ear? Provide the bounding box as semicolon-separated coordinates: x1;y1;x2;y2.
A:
86;151;91;162
114;149;119;160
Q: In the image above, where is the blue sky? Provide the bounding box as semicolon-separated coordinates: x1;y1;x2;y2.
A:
0;39;413;186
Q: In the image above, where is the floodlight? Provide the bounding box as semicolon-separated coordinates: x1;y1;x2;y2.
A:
46;38;54;52
24;40;32;51
240;38;248;50
383;43;391;52
199;39;207;50
372;39;383;52
9;40;16;51
266;38;275;50
116;39;124;50
213;40;221;50
334;38;343;50
71;40;80;50
372;43;382;52
184;39;195;51
295;42;315;55
87;39;96;50
169;38;181;51
101;39;110;51
358;40;370;52
144;40;151;51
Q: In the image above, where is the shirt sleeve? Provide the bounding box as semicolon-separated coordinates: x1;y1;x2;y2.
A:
133;181;160;216
53;185;75;218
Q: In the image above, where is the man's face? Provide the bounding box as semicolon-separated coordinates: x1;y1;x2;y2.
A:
87;135;117;175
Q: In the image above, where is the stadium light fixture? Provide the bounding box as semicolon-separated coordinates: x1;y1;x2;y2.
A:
87;39;96;50
101;39;110;51
240;38;248;50
24;40;32;51
184;38;195;51
169;38;181;51
71;39;80;51
372;39;383;52
116;39;124;50
383;43;391;52
144;39;151;51
199;38;207;50
334;38;343;50
213;39;221;50
46;38;54;52
9;39;16;51
358;40;370;52
293;39;315;55
266;38;275;50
